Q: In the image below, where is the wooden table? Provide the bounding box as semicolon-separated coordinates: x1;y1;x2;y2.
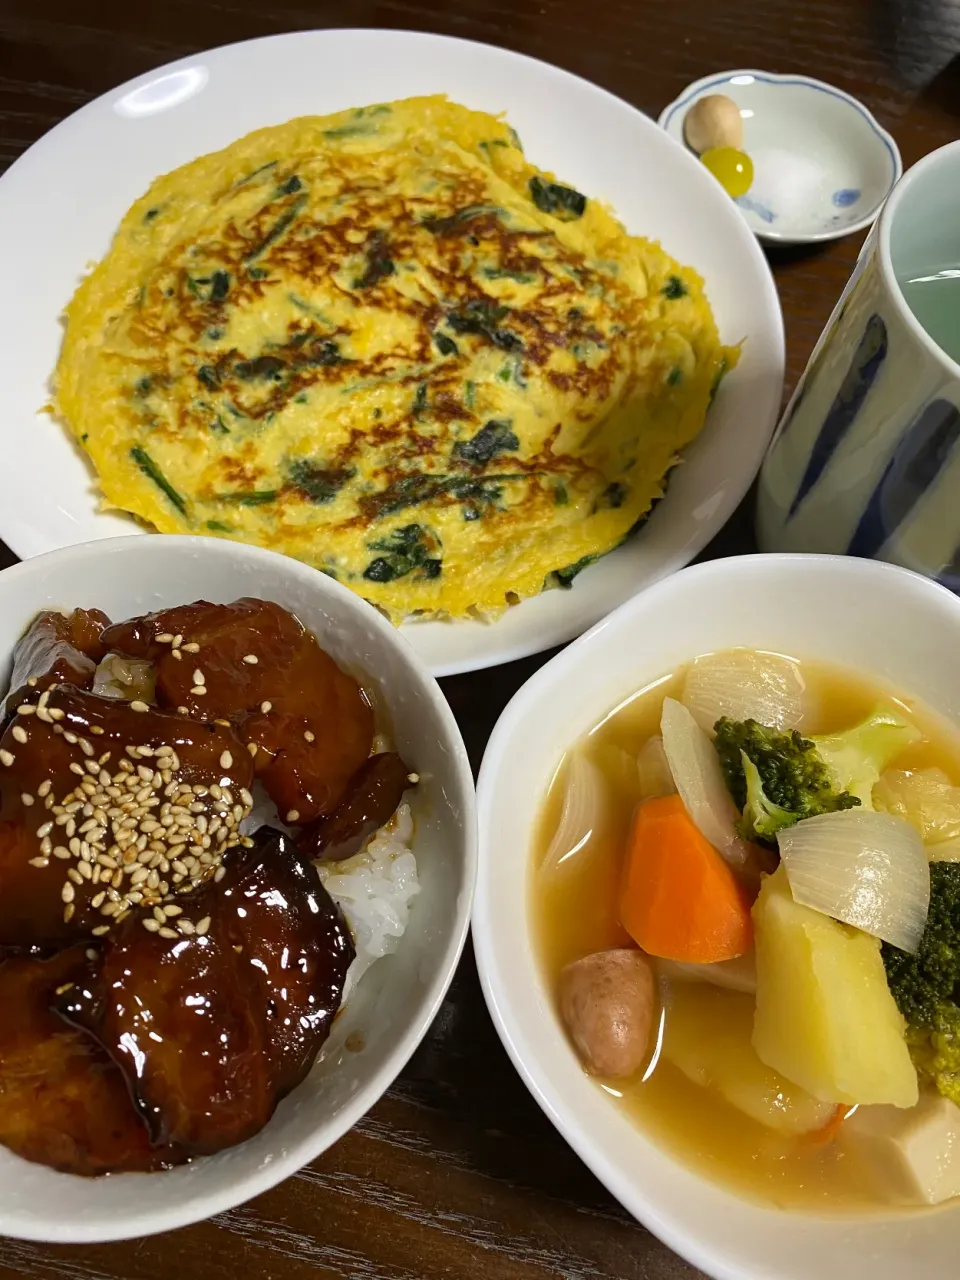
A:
0;3;958;1276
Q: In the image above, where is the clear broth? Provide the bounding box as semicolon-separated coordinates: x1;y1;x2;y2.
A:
532;655;960;1211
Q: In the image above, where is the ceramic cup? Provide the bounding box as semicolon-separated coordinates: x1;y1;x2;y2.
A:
757;139;960;588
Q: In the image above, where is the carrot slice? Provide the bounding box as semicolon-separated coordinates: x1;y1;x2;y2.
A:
620;794;753;963
803;1104;850;1147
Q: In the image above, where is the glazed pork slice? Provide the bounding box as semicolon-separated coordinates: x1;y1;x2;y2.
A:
0;945;184;1175
56;827;354;1155
298;751;413;860
4;608;110;711
101;598;373;823
0;685;253;949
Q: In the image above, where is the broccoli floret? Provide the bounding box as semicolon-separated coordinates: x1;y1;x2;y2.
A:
906;1010;960;1106
811;707;922;808
883;861;960;1024
883;862;960;1102
739;751;800;842
714;717;860;846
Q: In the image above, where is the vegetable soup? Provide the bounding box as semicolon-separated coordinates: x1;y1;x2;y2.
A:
533;651;960;1211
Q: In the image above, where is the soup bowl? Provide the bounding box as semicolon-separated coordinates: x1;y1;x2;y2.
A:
474;552;960;1280
0;535;476;1242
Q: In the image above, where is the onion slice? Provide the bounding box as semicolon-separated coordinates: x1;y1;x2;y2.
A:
657;951;757;995
540;751;605;878
681;649;807;733
660;697;753;868
637;735;676;801
778;810;930;953
92;653;156;703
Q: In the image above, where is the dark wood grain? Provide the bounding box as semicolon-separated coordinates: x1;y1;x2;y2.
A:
0;2;958;1275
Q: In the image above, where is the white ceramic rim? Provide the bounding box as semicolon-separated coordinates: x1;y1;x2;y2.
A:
473;552;960;1280
0;534;479;1242
658;69;903;245
0;28;785;679
877;137;960;382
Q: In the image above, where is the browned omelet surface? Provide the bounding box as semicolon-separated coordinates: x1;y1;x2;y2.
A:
55;96;733;619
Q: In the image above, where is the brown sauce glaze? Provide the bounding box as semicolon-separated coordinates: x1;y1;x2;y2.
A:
0;946;184;1175
5;608;109;708
0;686;253;949
299;752;413;861
100;599;374;823
56;827;354;1155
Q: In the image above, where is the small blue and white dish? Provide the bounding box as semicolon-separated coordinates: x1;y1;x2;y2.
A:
659;70;902;245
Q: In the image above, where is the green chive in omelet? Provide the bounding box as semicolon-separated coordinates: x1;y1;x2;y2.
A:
55;96;735;621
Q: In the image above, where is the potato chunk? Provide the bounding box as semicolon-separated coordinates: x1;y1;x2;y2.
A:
752;867;918;1108
662;983;836;1135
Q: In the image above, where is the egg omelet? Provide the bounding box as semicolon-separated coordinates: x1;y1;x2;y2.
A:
55;96;734;620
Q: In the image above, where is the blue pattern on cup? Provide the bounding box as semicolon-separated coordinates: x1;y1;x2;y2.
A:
832;188;861;208
847;399;960;558
787;313;888;517
734;194;777;223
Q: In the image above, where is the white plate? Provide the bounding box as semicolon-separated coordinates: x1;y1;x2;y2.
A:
0;28;784;677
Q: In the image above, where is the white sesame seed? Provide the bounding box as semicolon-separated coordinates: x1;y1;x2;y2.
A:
233;805;244;823
220;750;233;770
177;919;196;935
213;865;226;883
20;792;33;806
130;701;149;713
35;707;52;723
159;927;178;939
242;654;258;665
407;772;420;783
177;706;189;715
63;903;75;923
49;709;65;722
142;918;160;933
286;809;300;823
90;725;105;736
40;836;52;855
37;779;52;798
191;686;206;696
68;762;84;777
247;742;258;757
28;856;49;868
192;669;205;686
156;633;174;644
0;750;15;768
196;916;211;936
67;867;83;885
171;650;182;661
303;730;315;743
172;634;183;648
79;738;94;757
63;731;77;745
163;903;182;917
85;947;97;960
61;882;75;903
11;726;28;745
78;860;92;880
17;704;35;716
153;905;167;924
91;924;110;936
35;821;53;838
53;846;70;860
183;642;200;653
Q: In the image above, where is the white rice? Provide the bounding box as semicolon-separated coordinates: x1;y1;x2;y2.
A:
316;802;419;1001
245;793;419;1003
